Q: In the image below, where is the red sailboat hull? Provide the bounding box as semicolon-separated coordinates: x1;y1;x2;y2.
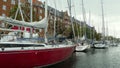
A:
0;46;75;68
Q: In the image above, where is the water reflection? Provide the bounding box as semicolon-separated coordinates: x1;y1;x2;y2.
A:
45;46;120;68
44;52;78;68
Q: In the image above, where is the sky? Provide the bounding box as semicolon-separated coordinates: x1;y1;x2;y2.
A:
39;0;120;38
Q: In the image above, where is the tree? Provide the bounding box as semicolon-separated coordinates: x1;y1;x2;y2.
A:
95;33;102;41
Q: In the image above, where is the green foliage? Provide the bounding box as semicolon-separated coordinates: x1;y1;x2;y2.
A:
95;33;102;40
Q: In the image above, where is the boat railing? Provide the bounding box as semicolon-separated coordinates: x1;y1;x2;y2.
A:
17;38;45;43
0;43;47;51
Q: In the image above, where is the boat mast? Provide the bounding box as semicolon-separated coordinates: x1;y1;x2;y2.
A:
44;0;48;43
81;0;87;39
106;21;109;41
101;0;105;42
15;0;24;21
78;2;82;38
73;1;80;40
67;0;75;41
53;0;57;42
15;0;24;38
30;0;33;38
113;28;116;43
89;11;92;39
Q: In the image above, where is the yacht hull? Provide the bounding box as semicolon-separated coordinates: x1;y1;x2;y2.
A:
0;46;75;68
93;44;108;49
75;43;90;52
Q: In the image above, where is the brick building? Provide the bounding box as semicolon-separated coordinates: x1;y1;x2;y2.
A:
0;0;87;38
0;0;16;17
21;0;45;37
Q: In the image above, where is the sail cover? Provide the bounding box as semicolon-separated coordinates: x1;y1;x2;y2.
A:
0;16;48;29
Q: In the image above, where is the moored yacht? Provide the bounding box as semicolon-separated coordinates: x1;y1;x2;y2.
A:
76;42;90;52
0;0;76;68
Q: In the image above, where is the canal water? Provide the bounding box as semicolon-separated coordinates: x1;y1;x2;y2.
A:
45;46;120;68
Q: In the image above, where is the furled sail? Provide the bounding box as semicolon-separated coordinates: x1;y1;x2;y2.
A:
0;16;48;29
0;27;25;32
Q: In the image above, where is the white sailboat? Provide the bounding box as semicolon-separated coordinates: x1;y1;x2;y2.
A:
75;0;90;52
94;0;108;48
76;35;90;51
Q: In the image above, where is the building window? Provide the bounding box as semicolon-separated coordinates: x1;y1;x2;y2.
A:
2;13;6;17
3;0;7;2
2;5;6;10
40;4;44;8
39;16;42;20
39;9;42;14
34;8;36;12
11;0;15;4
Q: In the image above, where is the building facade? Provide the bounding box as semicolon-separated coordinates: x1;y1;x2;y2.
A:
0;0;16;17
0;0;91;38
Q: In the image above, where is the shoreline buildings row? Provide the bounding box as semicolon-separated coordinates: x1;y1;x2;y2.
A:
0;0;95;38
